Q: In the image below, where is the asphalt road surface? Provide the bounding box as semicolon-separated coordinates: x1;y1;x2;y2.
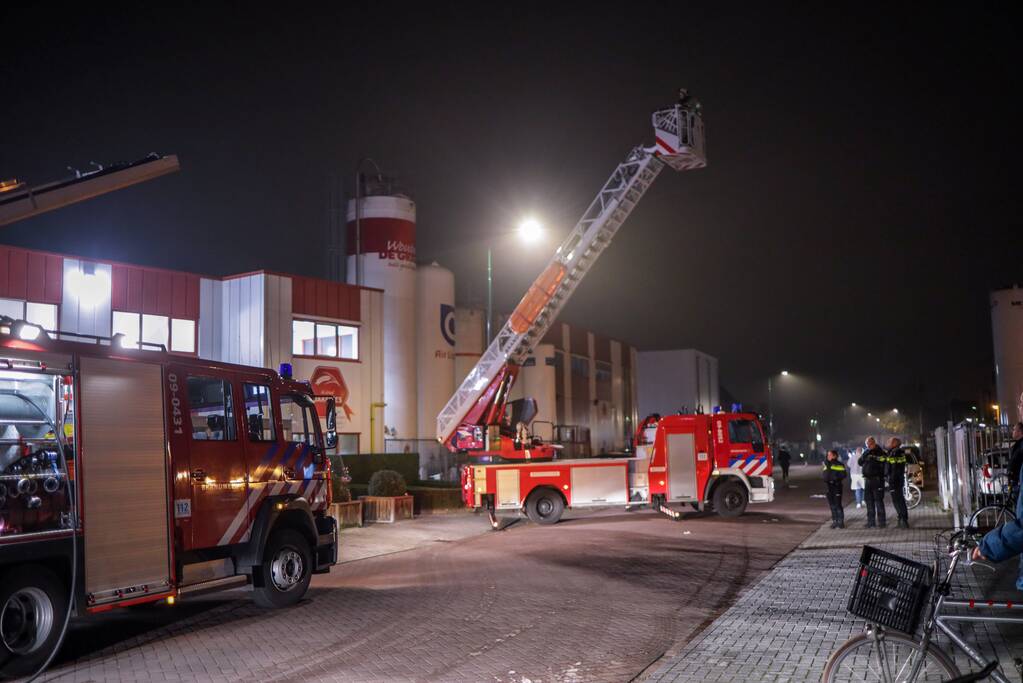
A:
38;466;830;682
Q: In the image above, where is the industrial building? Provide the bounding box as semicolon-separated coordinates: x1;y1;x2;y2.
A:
636;349;720;419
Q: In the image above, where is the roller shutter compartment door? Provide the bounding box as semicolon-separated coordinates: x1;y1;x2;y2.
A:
80;356;170;605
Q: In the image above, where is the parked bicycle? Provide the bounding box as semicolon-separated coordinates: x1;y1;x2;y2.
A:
970;483;1018;533
904;478;922;510
822;529;1023;682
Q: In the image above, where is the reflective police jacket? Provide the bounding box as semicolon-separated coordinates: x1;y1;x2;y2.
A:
885;447;907;485
859;446;886;479
822;460;847;486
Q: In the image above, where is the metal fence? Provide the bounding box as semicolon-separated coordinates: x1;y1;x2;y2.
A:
935;421;1015;528
384;439;463;483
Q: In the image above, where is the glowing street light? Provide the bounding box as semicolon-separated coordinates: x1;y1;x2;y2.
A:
892;408;899;414
518;217;543;243
851;402;857;407
780;370;789;376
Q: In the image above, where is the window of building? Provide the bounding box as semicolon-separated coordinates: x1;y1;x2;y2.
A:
337;433;359;455
187;376;236;441
242;384;275;441
728;419;763;446
292;320;359;360
142;314;169;348
0;298;58;331
280;394;319;446
112;311;196;353
171;318;196;353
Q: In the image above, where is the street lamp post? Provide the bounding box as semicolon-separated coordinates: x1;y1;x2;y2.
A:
767;370;789;445
485;218;543;345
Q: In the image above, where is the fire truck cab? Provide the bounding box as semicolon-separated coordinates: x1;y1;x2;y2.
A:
634;410;774;515
0;318;337;677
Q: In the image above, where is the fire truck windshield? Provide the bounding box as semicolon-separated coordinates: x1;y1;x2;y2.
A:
0;368;74;538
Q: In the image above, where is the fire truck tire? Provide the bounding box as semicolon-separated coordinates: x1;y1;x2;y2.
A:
0;565;67;678
253;529;312;609
525;488;565;525
712;481;748;517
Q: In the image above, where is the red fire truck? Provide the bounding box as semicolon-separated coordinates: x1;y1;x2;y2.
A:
461;410;774;525
439;95;774;525
0;318;338;677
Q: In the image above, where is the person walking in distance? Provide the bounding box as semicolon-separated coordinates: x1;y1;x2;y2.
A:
848;446;866;508
886;437;910;528
823;449;848;528
859;437;887;528
777;446;792;485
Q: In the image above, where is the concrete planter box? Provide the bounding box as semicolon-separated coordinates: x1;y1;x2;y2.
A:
330;500;363;528
359;495;414;523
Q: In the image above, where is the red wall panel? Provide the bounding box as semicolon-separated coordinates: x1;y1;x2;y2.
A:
110;264;198;320
290;275;362;322
6;250;27;300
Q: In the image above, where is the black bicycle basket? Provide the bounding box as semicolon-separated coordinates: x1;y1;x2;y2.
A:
847;545;931;634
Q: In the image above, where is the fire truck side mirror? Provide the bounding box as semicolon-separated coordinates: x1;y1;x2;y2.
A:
325;398;337;450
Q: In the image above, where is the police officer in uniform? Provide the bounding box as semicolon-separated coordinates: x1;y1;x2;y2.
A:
823;449;847;528
886;437;910;528
859;437;887;528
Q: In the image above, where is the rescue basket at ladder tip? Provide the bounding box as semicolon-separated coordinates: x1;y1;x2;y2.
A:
436;94;707;447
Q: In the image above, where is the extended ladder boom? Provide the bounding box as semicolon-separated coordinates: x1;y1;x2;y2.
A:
437;101;706;447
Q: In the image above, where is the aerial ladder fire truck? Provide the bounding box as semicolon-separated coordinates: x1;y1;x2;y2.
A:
437;94;775;526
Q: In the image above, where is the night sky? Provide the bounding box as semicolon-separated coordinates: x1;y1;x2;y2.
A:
3;5;1020;439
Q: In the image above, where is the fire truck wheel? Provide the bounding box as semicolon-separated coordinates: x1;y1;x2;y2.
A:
253;528;312;609
712;481;748;518
0;565;67;678
525;488;565;525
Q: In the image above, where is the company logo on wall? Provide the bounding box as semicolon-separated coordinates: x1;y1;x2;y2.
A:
310;366;355;420
440;304;455;346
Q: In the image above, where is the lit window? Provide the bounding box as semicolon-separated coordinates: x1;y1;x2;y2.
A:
0;298;24;320
0;299;58;331
339;325;358;359
112;311;141;348
171;318;195;353
293;319;360;359
142;314;169;349
292;320;316;355
25;303;57;331
316;323;338;357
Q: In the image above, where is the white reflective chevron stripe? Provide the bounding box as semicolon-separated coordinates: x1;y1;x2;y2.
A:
751;459;769;476
218;483;267;546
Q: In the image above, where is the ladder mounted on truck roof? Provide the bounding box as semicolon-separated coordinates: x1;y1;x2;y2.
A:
437;97;706;448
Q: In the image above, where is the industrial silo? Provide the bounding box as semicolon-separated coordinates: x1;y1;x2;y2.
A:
347;185;417;441
417;262;455;441
454;308;485;388
991;286;1023;424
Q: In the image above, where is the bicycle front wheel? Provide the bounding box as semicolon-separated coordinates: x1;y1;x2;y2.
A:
906;484;922;509
822;631;959;682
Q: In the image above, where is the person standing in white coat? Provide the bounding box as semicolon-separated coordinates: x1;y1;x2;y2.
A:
847;447;865;508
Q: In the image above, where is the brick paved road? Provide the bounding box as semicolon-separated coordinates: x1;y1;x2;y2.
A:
37;467;832;682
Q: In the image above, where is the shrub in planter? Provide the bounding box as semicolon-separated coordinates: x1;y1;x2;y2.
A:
331;478;352;503
368;469;407;497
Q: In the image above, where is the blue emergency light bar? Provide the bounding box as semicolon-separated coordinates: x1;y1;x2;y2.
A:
731;403;743;413
279;363;293;380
